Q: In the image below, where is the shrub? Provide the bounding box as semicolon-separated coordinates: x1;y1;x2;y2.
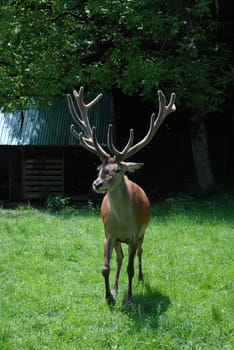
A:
45;194;71;211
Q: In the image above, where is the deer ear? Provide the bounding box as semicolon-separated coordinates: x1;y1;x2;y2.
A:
120;162;144;173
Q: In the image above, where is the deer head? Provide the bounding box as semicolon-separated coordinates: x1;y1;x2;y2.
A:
67;87;176;194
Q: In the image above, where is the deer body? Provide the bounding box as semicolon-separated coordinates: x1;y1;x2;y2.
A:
67;86;176;304
101;176;151;242
101;175;151;302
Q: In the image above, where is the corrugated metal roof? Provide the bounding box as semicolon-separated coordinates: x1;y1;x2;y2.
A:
0;94;114;146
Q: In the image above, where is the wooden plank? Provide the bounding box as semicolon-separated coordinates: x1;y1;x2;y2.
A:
25;182;63;190
25;166;63;170
25;181;63;186
25;173;63;177
25;159;63;164
24;179;63;184
23;156;64;199
25;187;63;192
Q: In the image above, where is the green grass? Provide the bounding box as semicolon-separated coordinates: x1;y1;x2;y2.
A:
0;195;233;349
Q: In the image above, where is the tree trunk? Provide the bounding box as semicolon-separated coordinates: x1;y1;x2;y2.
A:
189;116;216;193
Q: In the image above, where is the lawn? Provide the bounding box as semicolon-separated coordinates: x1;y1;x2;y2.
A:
0;195;233;349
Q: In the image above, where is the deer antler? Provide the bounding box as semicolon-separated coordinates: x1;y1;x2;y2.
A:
107;90;176;161
67;87;176;163
67;87;110;162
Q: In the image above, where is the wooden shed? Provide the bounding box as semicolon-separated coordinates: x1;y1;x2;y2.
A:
0;94;114;202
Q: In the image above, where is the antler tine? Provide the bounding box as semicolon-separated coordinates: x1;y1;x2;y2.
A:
67;86;110;162
67;93;86;132
107;125;134;161
70;124;95;150
70;124;81;140
73;87;92;138
75;87;103;112
91;127;110;160
120;113;157;160
154;90;176;132
67;87;103;138
78;128;110;161
70;125;97;155
110;90;176;161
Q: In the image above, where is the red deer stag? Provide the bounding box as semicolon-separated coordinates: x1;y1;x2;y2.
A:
67;87;176;304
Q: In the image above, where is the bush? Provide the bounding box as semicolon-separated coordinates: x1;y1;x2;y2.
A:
45;194;71;211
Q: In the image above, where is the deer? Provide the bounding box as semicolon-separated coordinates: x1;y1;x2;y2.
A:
67;87;176;305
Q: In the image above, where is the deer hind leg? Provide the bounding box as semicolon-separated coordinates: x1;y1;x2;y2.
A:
137;235;144;281
112;242;124;296
126;244;137;304
102;237;114;303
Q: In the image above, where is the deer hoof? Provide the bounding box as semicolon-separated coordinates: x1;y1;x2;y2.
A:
138;274;144;281
124;296;133;309
106;295;115;305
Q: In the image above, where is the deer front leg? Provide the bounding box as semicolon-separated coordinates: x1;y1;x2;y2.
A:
112;242;124;296
126;244;137;305
102;237;114;303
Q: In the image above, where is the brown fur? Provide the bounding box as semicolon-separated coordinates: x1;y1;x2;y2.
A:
99;174;151;304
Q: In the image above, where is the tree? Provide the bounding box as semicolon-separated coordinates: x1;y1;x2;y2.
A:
0;0;233;192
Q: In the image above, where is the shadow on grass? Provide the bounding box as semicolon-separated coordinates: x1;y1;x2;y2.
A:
121;283;171;329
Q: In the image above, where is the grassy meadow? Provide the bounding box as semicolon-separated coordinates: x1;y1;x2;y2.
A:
0;195;233;349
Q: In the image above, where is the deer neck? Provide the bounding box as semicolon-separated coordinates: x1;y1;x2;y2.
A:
107;175;132;222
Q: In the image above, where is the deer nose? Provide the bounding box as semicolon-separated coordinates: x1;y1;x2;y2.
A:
93;179;104;191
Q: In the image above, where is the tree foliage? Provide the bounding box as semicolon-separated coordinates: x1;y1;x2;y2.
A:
0;0;233;114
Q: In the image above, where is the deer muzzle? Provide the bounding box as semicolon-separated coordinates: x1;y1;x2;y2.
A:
92;179;106;194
